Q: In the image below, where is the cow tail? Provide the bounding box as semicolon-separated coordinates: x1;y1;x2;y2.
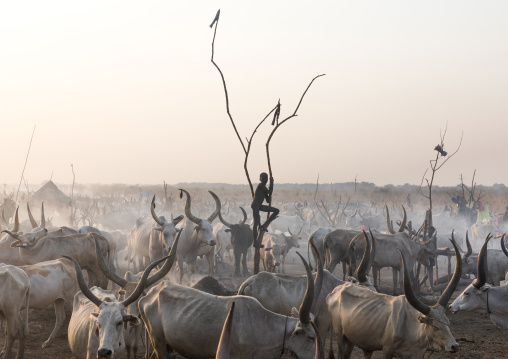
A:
328;325;335;359
24;287;30;336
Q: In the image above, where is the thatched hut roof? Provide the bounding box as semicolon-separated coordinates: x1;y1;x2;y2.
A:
30;181;71;206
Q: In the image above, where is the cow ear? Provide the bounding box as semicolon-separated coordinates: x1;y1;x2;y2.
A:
481;286;490;293
225;229;231;233
291;307;299;318
124;315;142;327
154;226;163;232
91;312;99;318
417;315;431;325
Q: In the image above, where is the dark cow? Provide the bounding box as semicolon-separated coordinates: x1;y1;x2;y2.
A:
218;206;252;276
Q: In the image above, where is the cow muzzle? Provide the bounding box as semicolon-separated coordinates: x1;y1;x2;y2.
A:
98;348;113;358
210;239;217;246
447;343;459;353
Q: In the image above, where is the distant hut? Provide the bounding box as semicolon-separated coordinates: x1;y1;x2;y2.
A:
29;181;72;210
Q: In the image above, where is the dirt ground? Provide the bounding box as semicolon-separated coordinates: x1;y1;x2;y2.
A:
7;253;508;359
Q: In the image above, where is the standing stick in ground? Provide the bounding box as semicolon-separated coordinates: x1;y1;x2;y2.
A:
16;125;36;203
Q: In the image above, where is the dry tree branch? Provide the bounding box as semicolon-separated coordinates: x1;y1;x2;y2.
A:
16;125;36;203
211;12;278;197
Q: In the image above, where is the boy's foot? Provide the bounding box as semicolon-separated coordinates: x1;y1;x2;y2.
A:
253;241;264;248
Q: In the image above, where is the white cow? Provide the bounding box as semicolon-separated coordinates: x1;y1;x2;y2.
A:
0;264;30;359
139;253;318;359
66;254;168;359
450;234;508;329
326;238;462;358
176;189;219;283
19;258;79;348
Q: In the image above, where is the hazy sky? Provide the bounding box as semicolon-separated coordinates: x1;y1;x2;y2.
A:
1;1;507;187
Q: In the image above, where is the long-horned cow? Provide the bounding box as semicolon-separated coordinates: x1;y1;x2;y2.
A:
128;196;183;271
217;205;252;276
450;234;508;329
139;253;319;359
6;230;111;289
19;258;79;348
66;253;170;359
177;189;220;283
0;263;30;359
327;237;462;358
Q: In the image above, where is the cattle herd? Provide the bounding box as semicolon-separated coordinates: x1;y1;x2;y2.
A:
0;185;507;359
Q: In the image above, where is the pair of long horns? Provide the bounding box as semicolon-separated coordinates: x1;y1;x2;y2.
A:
27;203;45;229
386;205;406;234
289;225;303;238
95;231;180;291
218;206;247;228
357;230;376;284
150;196;183;226
64;250;168;309
473;234;493;289
401;232;462;315
180;189;221;225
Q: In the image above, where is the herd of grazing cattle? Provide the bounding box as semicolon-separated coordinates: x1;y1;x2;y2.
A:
0;191;507;359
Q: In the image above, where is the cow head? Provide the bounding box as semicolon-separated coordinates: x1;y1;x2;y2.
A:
219;206;253;248
460;231;478;277
450;234;502;319
400;234;462;354
64;253;170;359
5;227;48;247
285;252;321;359
180;189;219;246
285;227;302;249
150;195;184;252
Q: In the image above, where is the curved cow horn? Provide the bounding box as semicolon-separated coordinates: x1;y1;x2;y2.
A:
385;205;396;234
151;196;165;226
216;301;235;359
501;234;508;258
40;203;46;228
63;255;103;308
473;234;492;289
465;231;472;258
350;209;358;218
311;321;325;359
27;203;38;229
207;191;221;223
238;207;247;225
2;230;20;240
121;255;169;307
218;208;233;229
357;231;371;283
296;251;314;325
95;235;129;288
310;242;323;314
12;207;19;232
145;229;181;287
436;232;462;308
400;250;431;315
180;189;202;224
436;233;462;307
398;206;407;233
367;230;376;274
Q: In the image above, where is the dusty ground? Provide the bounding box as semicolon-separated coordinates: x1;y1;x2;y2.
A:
6;252;508;359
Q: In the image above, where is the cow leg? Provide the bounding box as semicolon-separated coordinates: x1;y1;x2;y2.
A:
362;350;373;359
382;347;395;359
132;323;142;359
233;249;241;277
392;268;399;295
207;253;214;277
42;299;65;348
281;254;286;274
342;261;347;281
373;267;379;288
242;251;250;277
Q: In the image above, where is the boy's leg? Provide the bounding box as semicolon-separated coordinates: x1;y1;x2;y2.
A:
259;205;279;231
